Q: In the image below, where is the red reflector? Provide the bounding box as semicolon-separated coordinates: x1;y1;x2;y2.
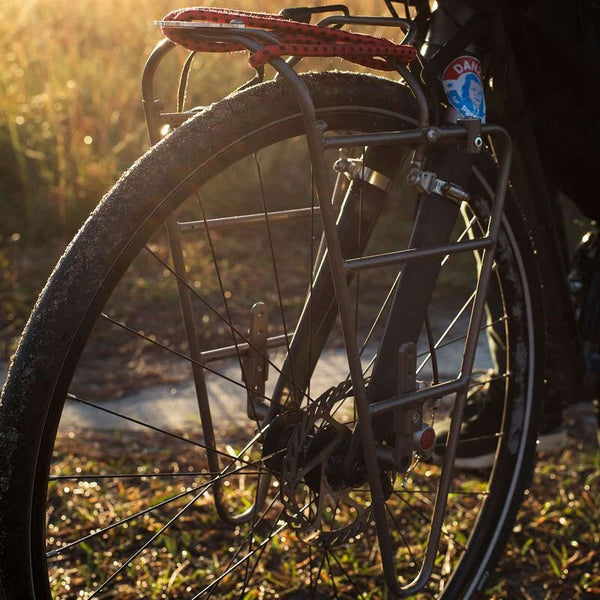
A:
419;427;435;450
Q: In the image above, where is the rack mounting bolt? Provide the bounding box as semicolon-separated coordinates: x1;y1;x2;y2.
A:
425;128;438;143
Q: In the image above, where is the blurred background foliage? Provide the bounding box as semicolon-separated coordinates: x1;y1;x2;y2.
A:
1;0;181;354
0;0;389;356
2;0;188;242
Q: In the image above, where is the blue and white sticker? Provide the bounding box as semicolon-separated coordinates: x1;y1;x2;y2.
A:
442;55;486;123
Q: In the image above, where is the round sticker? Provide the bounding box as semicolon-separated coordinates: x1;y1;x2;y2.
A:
442;55;486;123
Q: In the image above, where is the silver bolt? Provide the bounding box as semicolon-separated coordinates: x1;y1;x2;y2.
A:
474;136;483;149
426;129;437;143
411;410;422;425
407;170;420;185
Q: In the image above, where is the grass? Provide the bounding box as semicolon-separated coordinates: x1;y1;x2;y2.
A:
0;0;398;358
1;0;172;237
46;430;599;599
0;0;389;241
495;445;599;599
1;0;179;351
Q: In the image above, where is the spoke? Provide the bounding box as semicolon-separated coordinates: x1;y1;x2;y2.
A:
238;471;275;594
308;543;314;590
392;488;490;497
405;212;481;383
329;498;341;533
329;272;402;416
424;313;440;385
142;244;314;404
73;433;280;596
328;548;364;596
416;290;476;376
353;154;365;348
240;531;257;594
466;371;508;390
196;501;316;599
48;484;199;559
335;272;402;392
350;485;490;498
357;219;495;386
190;512;290;600
88;479;211;598
416;317;508;363
307;168;316;403
434;431;502;450
204;492;283;600
65;392;280;474
193;192;267;436
253;153;296;389
310;550;328;599
325;551;341;599
392;491;468;553
385;503;419;572
49;470;264;481
440;213;479;268
359;272;400;360
99;312;278;407
304;275;400;410
47;460;272;559
239;533;264;595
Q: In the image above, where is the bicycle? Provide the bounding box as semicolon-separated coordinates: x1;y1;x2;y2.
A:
0;1;583;598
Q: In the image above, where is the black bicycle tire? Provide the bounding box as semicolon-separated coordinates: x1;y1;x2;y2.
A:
0;71;542;600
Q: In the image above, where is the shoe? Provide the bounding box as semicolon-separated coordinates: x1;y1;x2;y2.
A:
431;373;567;471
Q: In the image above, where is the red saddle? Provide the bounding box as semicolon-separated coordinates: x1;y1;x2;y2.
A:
160;7;417;71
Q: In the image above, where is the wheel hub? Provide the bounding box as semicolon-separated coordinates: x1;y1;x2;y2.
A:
263;383;394;547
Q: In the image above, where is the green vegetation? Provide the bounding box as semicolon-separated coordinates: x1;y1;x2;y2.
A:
0;0;386;354
1;0;171;240
497;446;599;599
48;431;599;599
1;0;178;350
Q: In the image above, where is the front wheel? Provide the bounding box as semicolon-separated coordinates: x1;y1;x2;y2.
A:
0;71;542;599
